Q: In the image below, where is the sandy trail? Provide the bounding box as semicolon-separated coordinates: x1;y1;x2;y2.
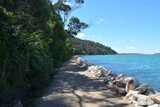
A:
35;57;131;107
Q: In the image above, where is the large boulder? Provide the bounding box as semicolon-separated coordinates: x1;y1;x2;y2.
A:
144;88;156;95
137;94;154;106
134;84;149;94
125;90;139;100
125;77;141;92
76;57;85;66
114;80;126;88
150;93;160;104
94;70;105;78
88;66;98;74
113;74;126;89
89;66;108;78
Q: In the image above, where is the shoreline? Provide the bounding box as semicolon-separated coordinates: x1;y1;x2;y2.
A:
76;55;160;107
35;56;130;107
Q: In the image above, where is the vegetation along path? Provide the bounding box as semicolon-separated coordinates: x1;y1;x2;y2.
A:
35;57;130;107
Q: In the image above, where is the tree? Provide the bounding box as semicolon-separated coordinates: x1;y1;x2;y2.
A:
53;0;84;25
67;17;88;36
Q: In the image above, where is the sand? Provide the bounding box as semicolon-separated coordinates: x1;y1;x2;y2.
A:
35;56;131;107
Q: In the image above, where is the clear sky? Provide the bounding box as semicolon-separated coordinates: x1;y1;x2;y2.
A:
53;0;160;54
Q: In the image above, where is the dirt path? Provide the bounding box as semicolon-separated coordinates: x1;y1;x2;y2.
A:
35;57;130;107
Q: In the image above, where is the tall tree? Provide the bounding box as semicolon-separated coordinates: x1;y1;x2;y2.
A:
53;0;84;25
67;17;88;36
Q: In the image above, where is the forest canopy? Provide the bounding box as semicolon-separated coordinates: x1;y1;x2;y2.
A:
70;37;117;55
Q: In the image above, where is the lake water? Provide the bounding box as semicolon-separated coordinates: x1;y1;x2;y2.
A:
81;55;160;91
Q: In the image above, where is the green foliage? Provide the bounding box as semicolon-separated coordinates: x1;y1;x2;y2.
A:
0;0;73;103
70;37;117;55
53;0;84;25
67;17;88;35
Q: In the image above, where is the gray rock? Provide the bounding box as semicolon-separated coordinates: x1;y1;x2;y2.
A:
114;80;126;88
115;85;127;95
103;76;115;83
76;57;85;66
144;88;156;95
134;84;149;94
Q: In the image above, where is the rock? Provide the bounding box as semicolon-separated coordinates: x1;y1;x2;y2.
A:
97;66;110;76
150;93;160;104
128;96;137;104
125;90;139;104
107;81;114;87
99;77;105;80
137;94;154;106
13;100;23;107
94;70;105;78
115;73;125;81
86;62;94;67
144;88;156;95
114;80;126;88
73;55;79;59
115;86;127;95
126;77;141;92
88;65;107;78
81;63;88;69
148;104;160;107
126;90;139;100
88;65;96;72
103;76;115;83
89;66;98;74
134;84;149;94
106;70;112;76
76;57;85;66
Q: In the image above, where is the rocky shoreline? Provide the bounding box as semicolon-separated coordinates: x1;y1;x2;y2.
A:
75;55;160;107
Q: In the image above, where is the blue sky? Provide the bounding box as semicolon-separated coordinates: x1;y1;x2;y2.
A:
53;0;160;54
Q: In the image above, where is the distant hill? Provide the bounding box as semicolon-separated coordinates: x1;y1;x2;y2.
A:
70;37;117;55
118;53;142;55
154;53;160;55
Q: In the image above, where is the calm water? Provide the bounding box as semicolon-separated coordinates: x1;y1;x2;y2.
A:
81;55;160;91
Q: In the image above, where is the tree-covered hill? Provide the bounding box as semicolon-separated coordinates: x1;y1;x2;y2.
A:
70;37;117;55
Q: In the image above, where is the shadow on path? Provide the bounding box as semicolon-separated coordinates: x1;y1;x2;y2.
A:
35;58;130;107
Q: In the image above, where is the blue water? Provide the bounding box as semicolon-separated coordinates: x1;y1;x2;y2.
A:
81;55;160;91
